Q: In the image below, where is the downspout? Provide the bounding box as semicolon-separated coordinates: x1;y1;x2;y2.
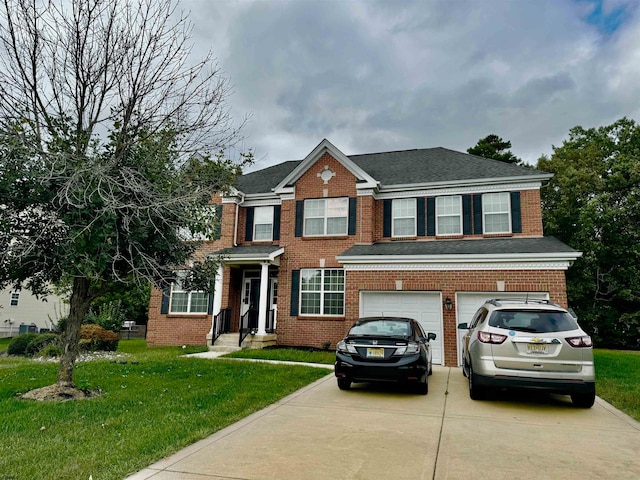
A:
233;192;244;247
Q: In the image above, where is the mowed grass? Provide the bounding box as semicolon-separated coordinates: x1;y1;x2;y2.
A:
594;349;640;422
0;339;329;480
223;347;335;365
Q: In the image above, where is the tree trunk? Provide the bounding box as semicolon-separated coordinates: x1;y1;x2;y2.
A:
57;277;92;387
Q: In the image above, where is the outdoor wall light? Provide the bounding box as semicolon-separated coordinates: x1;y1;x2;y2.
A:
444;297;453;311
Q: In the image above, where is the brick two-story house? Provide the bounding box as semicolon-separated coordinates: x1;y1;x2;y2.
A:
147;139;580;366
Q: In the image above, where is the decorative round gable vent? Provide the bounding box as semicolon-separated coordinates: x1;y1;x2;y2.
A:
317;165;336;184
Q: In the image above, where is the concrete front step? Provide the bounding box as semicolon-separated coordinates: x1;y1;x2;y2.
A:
209;333;242;353
209;345;242;354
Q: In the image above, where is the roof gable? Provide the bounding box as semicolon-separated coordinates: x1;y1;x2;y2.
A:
273;139;378;194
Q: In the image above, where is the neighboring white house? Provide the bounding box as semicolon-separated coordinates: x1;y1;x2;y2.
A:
0;287;68;337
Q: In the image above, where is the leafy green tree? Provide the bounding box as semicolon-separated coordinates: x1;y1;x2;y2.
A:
0;0;249;390
538;118;640;348
468;134;522;164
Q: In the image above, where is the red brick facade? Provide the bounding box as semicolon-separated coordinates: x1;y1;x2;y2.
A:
147;141;575;366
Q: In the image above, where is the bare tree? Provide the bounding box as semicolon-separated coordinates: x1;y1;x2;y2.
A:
0;0;247;392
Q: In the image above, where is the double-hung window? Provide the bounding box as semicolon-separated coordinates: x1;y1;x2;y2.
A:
170;273;209;314
436;195;462;235
482;192;511;234
253;206;274;241
10;291;19;306
300;269;345;316
304;198;348;236
392;198;416;237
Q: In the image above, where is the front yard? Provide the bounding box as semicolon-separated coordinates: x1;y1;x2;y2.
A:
0;338;638;480
0;339;328;480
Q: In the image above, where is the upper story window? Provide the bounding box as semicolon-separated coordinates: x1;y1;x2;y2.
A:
392;198;416;237
300;269;345;316
170;273;209;314
253;206;274;241
436;195;462;235
482;192;511;234
304;198;348;236
10;291;19;306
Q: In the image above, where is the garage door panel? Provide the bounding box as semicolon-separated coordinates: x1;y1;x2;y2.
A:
361;291;443;365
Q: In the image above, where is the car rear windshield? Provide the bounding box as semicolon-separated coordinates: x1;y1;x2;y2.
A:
488;309;579;333
349;320;411;337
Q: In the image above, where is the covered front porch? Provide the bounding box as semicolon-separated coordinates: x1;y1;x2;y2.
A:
207;245;284;350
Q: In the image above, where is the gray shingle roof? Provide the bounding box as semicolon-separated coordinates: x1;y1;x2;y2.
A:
338;237;578;257
213;245;283;256
235;147;548;194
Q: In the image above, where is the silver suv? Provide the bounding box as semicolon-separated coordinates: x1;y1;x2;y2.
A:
457;299;596;408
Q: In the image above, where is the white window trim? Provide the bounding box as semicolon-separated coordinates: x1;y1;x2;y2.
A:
303;198;349;237
299;268;345;316
436;195;462;236
253;205;274;242
169;273;209;314
10;291;19;307
482;192;512;234
392;198;417;237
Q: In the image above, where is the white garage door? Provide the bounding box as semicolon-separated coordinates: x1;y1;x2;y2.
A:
455;292;549;366
360;291;443;365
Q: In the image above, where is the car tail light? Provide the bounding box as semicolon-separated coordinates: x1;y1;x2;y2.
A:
477;331;507;344
566;335;593;348
336;340;357;354
394;342;420;356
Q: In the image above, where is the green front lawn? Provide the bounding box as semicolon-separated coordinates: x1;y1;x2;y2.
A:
223;347;335;365
594;349;640;422
0;339;329;480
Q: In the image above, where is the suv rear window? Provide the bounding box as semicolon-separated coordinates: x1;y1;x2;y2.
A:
488;309;579;333
349;320;411;337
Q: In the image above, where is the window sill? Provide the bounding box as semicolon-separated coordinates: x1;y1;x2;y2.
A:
436;234;464;239
166;313;209;318
297;316;346;321
483;233;513;238
302;236;349;240
390;236;417;240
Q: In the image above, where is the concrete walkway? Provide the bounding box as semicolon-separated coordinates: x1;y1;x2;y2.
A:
127;366;640;480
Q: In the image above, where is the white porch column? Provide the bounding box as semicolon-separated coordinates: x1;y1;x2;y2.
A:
208;265;224;336
257;262;269;335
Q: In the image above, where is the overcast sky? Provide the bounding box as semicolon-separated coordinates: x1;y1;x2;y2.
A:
181;0;640;170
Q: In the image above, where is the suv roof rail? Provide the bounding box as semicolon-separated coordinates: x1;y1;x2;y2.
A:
486;298;559;307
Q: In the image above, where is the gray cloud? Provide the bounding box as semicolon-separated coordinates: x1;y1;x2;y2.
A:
181;0;640;167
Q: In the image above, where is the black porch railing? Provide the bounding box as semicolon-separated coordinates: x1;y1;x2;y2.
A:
239;308;276;346
212;308;231;344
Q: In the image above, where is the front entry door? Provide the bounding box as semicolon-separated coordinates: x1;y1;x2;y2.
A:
247;278;261;330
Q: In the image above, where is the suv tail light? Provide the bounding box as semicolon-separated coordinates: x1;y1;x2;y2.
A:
566;335;593;348
478;331;507;344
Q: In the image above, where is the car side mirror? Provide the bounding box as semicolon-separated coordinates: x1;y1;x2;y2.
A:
428;332;436;341
457;322;468;329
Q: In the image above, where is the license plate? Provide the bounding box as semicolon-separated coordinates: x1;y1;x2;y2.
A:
367;348;385;358
527;343;548;354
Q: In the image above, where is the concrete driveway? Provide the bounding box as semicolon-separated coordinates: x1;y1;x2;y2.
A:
128;366;640;480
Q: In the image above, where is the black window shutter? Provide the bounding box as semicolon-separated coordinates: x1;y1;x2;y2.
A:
417;198;426;236
207;293;214;315
213;204;222;239
290;270;300;316
462;195;472;235
426;197;436;236
245;207;254;241
160;287;170;314
383;199;392;237
473;194;483;234
348;197;357;235
510;191;522;233
295;201;304;237
273;205;281;241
